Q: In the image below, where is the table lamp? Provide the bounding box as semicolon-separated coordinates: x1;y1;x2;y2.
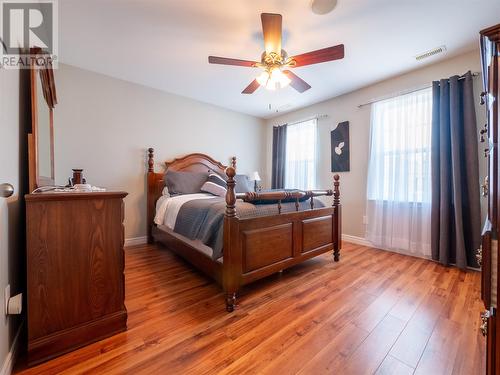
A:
252;171;261;192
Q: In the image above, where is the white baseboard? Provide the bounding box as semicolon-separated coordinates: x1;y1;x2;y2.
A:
342;234;372;247
124;233;475;269
341;234;437;262
124;236;148;248
0;322;22;375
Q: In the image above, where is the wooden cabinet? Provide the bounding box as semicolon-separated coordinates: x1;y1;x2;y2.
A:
480;23;500;375
25;191;128;365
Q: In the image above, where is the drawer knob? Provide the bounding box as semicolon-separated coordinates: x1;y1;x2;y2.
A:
475;246;483;267
480;310;490;336
480;124;488;143
481;176;489;197
480;92;486;105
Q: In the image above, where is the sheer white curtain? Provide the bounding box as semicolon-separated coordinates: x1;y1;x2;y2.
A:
285;119;318;190
366;88;432;258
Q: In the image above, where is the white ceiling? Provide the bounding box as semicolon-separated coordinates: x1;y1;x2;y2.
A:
58;0;500;119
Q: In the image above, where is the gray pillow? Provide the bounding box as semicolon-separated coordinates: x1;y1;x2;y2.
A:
201;173;227;197
235;174;253;193
165;170;209;195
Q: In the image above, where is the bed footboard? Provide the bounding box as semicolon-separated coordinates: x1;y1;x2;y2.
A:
222;167;341;312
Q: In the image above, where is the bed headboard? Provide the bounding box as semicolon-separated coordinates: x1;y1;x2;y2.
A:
146;148;234;243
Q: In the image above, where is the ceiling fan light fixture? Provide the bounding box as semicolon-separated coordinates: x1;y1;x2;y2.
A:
270;68;291;88
257;68;291;90
256;71;270;86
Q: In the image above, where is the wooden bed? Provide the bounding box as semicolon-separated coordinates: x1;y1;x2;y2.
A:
147;149;342;311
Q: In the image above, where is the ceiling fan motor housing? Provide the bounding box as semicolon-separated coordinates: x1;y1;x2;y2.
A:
259;50;295;72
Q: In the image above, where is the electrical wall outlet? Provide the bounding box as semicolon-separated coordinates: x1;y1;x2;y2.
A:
4;284;10;316
362;215;368;225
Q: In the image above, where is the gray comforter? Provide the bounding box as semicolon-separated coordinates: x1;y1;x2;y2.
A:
173;197;324;259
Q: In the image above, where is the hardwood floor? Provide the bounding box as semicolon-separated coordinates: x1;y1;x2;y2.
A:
15;242;485;374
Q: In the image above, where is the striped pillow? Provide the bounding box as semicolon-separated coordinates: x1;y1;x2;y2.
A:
201;173;227;197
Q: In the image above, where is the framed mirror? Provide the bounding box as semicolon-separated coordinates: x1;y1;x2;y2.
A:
28;47;58;192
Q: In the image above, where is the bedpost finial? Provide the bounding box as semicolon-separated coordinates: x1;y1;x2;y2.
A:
148;148;154;172
225;166;236;217
226;166;236;179
333;174;340;206
231;156;237;169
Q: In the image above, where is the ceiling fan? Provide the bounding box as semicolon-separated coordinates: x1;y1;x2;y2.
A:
208;13;344;94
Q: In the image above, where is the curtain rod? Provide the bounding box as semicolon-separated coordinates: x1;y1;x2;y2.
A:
357;71;480;108
275;114;328;127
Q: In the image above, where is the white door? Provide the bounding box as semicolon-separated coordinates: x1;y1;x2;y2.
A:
0;68;23;367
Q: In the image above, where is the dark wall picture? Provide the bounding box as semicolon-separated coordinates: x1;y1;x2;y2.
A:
331;121;350;172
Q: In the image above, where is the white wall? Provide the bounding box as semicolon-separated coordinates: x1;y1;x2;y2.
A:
54;64;267;241
0;68;27;374
53;50;487;242
264;50;487;239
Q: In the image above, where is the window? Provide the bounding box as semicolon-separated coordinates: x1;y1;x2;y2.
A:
367;87;432;203
285;119;318;190
366;87;432;258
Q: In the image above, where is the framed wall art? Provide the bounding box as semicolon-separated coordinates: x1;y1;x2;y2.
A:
331;121;350;172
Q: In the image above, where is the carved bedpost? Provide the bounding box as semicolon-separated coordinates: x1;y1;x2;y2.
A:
223;165;238;311
225;166;236;217
147;148;155;244
332;174;341;261
333;174;340;205
148;147;154;173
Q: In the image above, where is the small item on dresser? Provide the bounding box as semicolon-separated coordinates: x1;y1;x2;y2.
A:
73;183;92;192
70;168;86;186
53;185;107;193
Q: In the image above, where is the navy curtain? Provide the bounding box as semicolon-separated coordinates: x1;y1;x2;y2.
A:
271;125;287;189
431;71;481;269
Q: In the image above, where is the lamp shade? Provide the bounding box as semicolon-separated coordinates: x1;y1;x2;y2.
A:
252;171;261;181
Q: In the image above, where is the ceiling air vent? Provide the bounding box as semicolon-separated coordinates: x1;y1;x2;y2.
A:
415;45;447;61
268;103;292;113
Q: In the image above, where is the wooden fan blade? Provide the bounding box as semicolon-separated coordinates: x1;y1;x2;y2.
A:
242;79;260;94
208;56;257;67
283;70;311;93
261;13;282;55
291;44;344;67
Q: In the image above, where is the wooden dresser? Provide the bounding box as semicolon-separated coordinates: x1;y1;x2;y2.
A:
25;191;128;365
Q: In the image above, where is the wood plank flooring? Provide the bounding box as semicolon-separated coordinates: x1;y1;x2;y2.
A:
15;242;485;374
